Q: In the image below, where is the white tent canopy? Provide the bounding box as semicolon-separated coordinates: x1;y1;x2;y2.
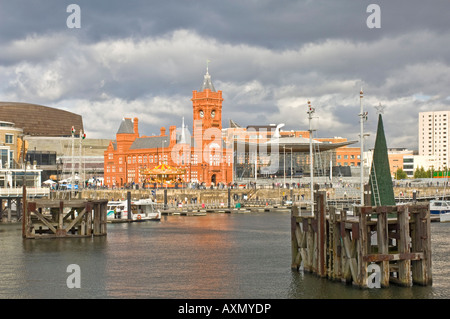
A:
59;176;81;183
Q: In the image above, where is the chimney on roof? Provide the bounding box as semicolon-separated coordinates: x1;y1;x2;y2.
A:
169;125;176;145
160;127;166;136
133;117;139;136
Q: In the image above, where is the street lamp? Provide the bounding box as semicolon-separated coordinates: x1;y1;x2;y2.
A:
283;146;286;186
19;132;29;238
201;163;207;186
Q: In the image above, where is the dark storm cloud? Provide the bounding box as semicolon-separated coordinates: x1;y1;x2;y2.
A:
0;0;449;148
2;1;448;47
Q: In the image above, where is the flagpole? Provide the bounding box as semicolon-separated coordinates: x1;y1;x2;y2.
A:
79;130;84;189
359;89;364;206
71;126;75;189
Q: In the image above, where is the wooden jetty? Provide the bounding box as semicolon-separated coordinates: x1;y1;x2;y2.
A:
23;199;108;239
158;204;290;216
291;191;432;288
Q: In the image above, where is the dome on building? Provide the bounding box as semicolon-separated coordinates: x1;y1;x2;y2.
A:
0;102;83;136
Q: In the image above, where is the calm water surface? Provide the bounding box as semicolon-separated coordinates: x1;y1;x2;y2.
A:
0;211;448;299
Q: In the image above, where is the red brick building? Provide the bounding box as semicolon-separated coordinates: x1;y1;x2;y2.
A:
104;68;233;188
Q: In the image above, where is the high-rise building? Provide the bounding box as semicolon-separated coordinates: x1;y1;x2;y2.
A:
418;111;450;170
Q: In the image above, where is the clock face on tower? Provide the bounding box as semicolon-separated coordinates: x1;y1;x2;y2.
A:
199;110;204;118
211;110;215;118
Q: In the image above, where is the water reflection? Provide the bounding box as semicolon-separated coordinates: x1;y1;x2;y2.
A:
104;215;239;298
0;212;448;298
20;236;108;298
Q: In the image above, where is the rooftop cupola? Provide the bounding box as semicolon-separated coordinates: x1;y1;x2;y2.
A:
200;61;216;92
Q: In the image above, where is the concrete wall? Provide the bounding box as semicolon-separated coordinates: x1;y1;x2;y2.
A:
26;136;110;157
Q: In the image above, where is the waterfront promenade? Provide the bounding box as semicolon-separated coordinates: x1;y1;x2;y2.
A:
59;180;448;209
1;177;447;222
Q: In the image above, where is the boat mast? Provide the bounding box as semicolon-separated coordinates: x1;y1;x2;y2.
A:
359;88;365;206
307;100;315;214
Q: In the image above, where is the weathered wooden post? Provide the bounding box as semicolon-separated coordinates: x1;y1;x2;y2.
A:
356;206;368;287
17;198;22;222
7;198;12;222
328;206;341;280
397;205;412;287
56;201;65;237
86;202;92;236
100;201;107;235
316;191;327;277
23;201;34;238
94;201;101;235
411;205;432;286
305;217;314;272
127;191;132;220
376;206;390;287
291;205;300;270
164;189;167;210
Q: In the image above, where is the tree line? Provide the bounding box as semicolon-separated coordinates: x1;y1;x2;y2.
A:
394;166;449;180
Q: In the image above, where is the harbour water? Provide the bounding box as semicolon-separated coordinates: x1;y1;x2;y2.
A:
0;210;449;299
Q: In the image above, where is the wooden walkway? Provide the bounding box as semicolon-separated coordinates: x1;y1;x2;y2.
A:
160;205;291;216
291;191;432;288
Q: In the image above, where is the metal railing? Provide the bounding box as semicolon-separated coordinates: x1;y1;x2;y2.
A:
0;187;50;197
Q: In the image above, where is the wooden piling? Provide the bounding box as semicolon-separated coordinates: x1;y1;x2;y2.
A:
316;190;327;277
410;205;432;286
23;199;108;239
291;193;432;288
376;206;389;287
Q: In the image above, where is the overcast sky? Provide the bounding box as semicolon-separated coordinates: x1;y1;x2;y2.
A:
1;0;449;150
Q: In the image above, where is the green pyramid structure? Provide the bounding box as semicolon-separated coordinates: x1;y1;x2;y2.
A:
369;113;396;206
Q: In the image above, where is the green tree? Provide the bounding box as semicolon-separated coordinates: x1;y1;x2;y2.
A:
414;166;428;178
396;168;408;180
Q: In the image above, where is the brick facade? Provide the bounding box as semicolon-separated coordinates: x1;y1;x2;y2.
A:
104;70;233;188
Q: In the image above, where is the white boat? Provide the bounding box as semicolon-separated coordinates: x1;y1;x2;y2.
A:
429;200;450;215
440;212;450;223
107;198;161;222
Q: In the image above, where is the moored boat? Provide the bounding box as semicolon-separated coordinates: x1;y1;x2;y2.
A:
107;198;161;222
429;200;450;215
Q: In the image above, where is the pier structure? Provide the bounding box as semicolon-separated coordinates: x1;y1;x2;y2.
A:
291;190;432;288
0;196;23;223
0;187;49;223
23;199;108;239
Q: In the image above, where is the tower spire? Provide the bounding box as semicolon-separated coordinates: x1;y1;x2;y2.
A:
200;59;216;92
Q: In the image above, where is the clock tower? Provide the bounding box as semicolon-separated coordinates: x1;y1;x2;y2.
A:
191;66;226;185
192;66;223;131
